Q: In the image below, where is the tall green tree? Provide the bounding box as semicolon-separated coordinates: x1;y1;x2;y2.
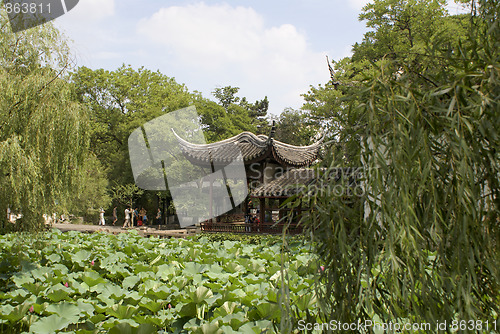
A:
71;65;197;215
212;86;270;134
71;65;195;186
291;0;499;330
68;154;111;221
0;13;102;231
72;69;270;216
274;108;319;146
196;98;243;142
303;0;469;150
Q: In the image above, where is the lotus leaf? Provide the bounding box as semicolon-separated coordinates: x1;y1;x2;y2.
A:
139;298;165;313
0;230;314;334
224;262;243;274
0;303;30;322
45;284;72;302
81;271;107;287
45;301;81;323
72;250;92;265
108;322;157;334
183;262;207;276
122;275;140;290
30;314;73;334
5;287;29;303
107;304;139;319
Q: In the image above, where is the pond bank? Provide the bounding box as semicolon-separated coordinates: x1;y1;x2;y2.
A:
51;223;198;238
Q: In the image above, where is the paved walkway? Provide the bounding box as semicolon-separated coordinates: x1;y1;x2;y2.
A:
52;223;123;233
51;223;197;238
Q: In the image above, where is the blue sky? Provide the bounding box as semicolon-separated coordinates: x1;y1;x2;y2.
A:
54;0;467;115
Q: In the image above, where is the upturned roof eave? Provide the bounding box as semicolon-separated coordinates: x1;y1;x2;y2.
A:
172;129;322;168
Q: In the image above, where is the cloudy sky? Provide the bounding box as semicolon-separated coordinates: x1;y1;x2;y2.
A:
54;0;467;115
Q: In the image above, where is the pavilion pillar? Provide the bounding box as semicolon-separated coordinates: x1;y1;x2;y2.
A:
259;197;265;224
243;196;248;217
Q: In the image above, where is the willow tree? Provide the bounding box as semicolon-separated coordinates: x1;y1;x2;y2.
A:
293;0;499;331
0;14;94;231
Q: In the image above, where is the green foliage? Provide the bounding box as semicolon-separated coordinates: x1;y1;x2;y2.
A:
0;13;102;231
297;0;499;330
303;0;470;151
211;86;270;135
212;86;242;110
274;108;319;146
0;230;319;333
196;98;247;143
191;232;301;246
71;65;194;187
112;184;145;208
66;154;111;220
355;0;456;62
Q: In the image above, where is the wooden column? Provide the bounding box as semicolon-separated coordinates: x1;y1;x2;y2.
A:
259;197;265;225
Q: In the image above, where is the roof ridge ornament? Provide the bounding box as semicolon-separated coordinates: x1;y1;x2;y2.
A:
266;120;276;146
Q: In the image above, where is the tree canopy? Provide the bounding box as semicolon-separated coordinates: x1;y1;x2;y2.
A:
0;13;109;230
211;86;270;137
71;69;271;217
71;65;194;186
292;0;499;329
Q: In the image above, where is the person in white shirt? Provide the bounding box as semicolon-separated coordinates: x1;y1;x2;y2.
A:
99;208;105;225
123;207;131;228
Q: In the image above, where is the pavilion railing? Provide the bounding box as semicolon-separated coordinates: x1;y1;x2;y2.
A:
200;222;303;234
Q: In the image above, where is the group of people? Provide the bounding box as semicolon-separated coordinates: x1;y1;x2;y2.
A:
244;214;260;232
43;213;66;226
121;207;147;227
97;206;162;228
246;215;260;224
121;207;162;228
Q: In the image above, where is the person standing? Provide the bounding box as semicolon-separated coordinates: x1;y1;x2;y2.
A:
123;207;131;228
112;206;117;226
156;208;162;225
133;208;139;226
99;208;105;226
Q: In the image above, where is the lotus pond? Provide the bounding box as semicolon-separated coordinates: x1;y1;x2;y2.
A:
0;230;319;333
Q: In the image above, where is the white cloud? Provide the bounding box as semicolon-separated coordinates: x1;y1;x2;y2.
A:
446;0;470;15
137;3;328;114
138;4;265;67
64;0;115;21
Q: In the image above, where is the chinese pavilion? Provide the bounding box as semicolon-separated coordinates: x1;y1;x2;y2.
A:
172;123;323;231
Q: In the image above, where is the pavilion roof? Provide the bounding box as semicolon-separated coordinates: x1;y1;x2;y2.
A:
250;168;322;198
250;167;362;198
172;127;323;168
